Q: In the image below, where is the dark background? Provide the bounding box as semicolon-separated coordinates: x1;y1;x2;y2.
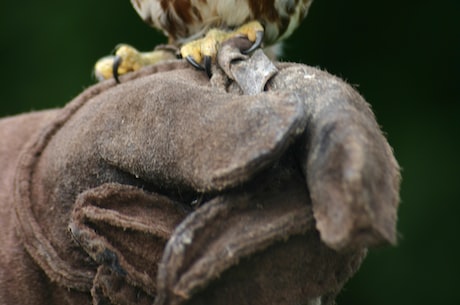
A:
0;1;458;304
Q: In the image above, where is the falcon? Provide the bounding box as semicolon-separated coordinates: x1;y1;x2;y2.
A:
95;0;314;81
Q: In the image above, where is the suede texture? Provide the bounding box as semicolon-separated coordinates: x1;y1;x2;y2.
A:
0;49;399;305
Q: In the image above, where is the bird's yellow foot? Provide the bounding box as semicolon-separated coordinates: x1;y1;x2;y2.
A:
180;21;264;77
94;44;176;83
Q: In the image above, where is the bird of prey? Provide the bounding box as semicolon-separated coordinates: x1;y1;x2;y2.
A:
95;0;313;81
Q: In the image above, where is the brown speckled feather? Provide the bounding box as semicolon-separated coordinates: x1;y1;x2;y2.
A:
130;0;313;44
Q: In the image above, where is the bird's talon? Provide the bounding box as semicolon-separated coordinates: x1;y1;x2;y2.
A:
242;30;264;54
186;55;205;70
112;56;122;84
204;56;213;78
94;44;177;82
178;21;266;76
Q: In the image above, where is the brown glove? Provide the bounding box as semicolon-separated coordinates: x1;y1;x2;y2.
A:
1;43;400;305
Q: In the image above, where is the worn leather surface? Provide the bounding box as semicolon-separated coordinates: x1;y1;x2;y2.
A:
0;45;400;305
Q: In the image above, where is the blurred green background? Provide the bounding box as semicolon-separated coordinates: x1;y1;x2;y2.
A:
0;0;458;304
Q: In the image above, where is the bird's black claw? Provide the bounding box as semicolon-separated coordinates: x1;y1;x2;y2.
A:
204;55;212;78
112;55;122;84
242;30;264;54
186;55;205;71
